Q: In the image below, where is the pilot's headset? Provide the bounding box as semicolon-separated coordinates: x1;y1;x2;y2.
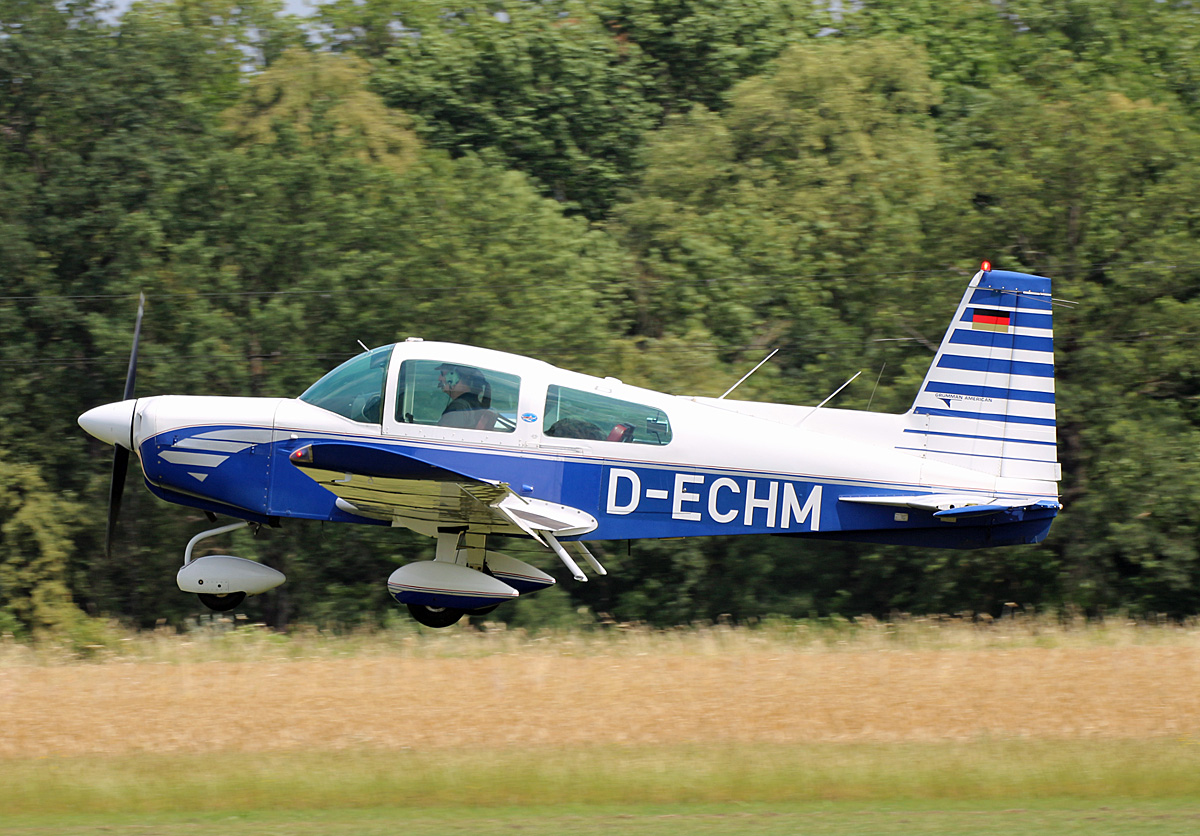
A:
437;363;462;393
461;367;491;408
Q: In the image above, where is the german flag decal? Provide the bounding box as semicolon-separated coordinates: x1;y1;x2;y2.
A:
971;309;1011;333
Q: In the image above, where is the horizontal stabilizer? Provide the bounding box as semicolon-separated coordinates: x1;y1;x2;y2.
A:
841;494;1061;517
932;503;1021;519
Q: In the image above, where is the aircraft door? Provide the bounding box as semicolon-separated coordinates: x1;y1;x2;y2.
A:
382;358;523;442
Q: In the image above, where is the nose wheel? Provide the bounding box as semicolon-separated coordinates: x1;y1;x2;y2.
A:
198;591;247;612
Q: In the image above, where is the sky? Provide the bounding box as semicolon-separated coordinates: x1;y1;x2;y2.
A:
105;0;321;19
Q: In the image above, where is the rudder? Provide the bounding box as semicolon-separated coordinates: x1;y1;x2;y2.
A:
904;265;1059;485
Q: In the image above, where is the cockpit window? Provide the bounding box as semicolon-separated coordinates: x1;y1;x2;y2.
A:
543;385;672;445
394;360;520;433
299;345;392;424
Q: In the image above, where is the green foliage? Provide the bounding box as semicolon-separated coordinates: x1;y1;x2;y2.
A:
2;0;1200;631
368;1;663;219
615;37;963;406
0;455;84;635
328;1;831;219
225;48;421;174
593;0;828;112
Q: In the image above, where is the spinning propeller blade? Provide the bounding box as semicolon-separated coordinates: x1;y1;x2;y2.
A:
106;293;144;557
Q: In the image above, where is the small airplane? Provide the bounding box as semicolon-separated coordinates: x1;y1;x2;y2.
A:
80;263;1061;626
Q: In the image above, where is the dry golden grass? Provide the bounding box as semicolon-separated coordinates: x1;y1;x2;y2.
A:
3;617;1200;758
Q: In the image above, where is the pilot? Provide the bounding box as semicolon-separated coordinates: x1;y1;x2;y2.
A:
436;363;490;427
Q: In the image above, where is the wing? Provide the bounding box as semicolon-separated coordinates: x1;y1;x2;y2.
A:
288;441;597;539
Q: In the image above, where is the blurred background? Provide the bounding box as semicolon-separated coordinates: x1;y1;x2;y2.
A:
2;0;1199;637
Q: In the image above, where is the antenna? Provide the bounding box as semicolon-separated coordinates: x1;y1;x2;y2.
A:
866;363;885;412
356;340;370;353
796;371;861;427
718;349;779;400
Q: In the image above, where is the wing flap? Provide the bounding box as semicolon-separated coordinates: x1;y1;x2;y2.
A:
290;441;596;537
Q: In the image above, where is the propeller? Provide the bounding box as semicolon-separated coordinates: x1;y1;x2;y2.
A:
106;293;145;557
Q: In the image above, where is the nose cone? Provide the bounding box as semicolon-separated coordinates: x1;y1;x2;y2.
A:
79;400;136;448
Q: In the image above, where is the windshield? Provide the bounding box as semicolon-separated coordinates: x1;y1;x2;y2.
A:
299;345;393;423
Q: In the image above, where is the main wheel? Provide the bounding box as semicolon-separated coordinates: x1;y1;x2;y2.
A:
407;603;465;628
198;591;246;612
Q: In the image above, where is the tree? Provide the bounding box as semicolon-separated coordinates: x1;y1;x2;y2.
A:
0;456;83;635
615;38;964;407
225;48;420;175
594;0;828;112
368;1;662;218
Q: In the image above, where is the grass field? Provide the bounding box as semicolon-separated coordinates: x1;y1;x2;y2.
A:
3;616;1200;834
6;800;1200;836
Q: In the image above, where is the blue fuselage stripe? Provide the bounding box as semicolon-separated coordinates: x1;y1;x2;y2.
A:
142;422;1058;547
896;447;1055;464
902;428;1057;447
913;407;1057;427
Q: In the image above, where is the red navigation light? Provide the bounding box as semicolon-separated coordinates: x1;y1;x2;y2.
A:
981;260;992;272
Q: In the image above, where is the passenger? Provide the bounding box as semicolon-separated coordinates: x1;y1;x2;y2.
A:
545;418;604;440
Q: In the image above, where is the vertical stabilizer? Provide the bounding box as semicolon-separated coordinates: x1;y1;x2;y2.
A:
904;267;1059;485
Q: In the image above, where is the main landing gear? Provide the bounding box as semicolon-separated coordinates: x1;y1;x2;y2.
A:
389;530;603;628
405;601;500;628
406;603;465;628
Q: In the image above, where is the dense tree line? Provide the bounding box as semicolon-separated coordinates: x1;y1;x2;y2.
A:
2;0;1199;635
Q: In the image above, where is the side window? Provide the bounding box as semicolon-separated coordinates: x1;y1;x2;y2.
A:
394;360;519;433
543;385;672;445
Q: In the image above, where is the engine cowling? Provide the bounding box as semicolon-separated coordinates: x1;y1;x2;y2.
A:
176;555;286;596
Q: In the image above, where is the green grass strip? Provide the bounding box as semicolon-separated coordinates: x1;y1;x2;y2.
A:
4;740;1200;816
6;802;1200;836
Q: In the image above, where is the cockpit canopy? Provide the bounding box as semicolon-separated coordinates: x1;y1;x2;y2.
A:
299;345;391;423
297;345;520;432
298;343;671;444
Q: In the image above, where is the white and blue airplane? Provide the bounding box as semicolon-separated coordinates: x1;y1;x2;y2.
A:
79;263;1061;626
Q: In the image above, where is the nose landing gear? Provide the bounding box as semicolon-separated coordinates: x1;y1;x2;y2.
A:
197;591;247;612
176;521;285;611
